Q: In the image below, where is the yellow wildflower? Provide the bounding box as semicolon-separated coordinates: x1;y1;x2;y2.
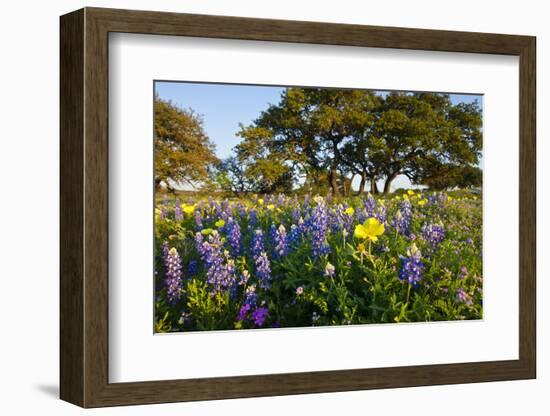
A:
267;204;275;211
418;198;428;207
345;207;355;216
200;228;214;236
181;203;195;215
215;219;225;228
258;198;264;205
354;218;385;242
407;190;416;197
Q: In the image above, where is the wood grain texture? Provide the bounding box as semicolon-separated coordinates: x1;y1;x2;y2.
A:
59;7;537;408
59;8;85;407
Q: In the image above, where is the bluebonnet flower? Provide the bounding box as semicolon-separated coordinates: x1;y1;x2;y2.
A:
273;224;288;259
187;260;198;277
255;252;272;289
456;288;472;305
392;199;413;236
248;209;258;229
224;217;242;256
163;246;183;304
375;205;387;224
458;266;468;280
422;223;445;250
251;306;269;327
194;231;237;293
194;209;203;229
398;244;424;287
287;224;302;252
292;206;301;224
244;283;257;306
310;198;331;258
251;229;265;260
364;193;376;217
174;199;183;221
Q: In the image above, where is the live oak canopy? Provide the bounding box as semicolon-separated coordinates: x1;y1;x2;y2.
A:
154;96;218;191
233;88;482;196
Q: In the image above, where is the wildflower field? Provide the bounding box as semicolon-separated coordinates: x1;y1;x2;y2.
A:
154;190;482;332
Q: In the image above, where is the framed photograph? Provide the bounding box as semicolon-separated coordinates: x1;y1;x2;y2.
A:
60;7;536;408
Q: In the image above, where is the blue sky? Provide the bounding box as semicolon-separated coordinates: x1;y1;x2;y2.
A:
155;81;483;191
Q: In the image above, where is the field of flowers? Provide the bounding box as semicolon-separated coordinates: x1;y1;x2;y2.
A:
154;191;482;332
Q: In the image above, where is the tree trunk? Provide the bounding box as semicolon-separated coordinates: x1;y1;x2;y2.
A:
358;171;367;195
383;172;398;194
329;167;340;197
370;178;379;194
155;177;162;192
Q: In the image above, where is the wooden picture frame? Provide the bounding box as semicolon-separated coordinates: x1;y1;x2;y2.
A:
60;7;536;408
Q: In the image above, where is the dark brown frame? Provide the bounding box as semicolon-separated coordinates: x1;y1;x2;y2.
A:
60;7;536;408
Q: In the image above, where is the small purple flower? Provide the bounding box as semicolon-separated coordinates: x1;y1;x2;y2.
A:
392;199;413;236
398;244;424;287
251;229;265;260
255;252;272;289
458;266;468;280
273;224;288;259
187;260;198;277
456;288;472;305
248;209;258;229
163;246;183;304
310;198;331;258
251;306;269;327
194;231;237;293
174;199;183;221
422;223;445;250
287;224;302;252
237;304;252;321
224;217;242;256
296;286;304;295
194;210;203;229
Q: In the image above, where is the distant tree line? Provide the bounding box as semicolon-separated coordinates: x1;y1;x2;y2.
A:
154;88;482;195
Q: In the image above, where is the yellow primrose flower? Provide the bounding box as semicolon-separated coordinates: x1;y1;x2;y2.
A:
258;198;264;205
447;196;453;201
345;207;355;216
354;217;385;242
407;190;416;197
418;198;428;207
267;204;275;211
181;203;195;215
200;228;214;236
215;219;225;228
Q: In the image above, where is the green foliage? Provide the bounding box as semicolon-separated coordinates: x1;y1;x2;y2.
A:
154;96;219;190
154;192;482;332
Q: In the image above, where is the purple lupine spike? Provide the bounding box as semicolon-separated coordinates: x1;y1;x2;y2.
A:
251;229;265;260
422;223;445;250
398;244;424;287
194;209;203;229
194;231;237;294
273;224;288;259
392;199;413;236
163;246;183;304
225;217;242;257
310;198;330;258
174;199;183;221
255;252;271;289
